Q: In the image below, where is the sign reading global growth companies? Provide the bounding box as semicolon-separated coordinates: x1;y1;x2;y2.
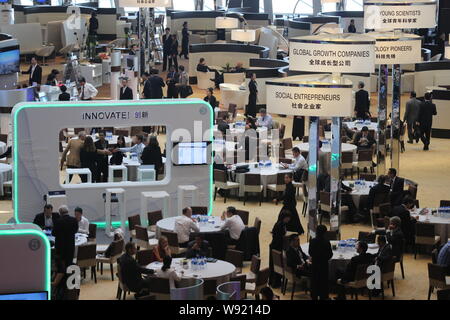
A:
289;35;375;73
266;76;354;117
364;1;437;30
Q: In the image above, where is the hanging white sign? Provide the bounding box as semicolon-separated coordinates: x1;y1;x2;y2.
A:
119;0;171;8
266;82;353;117
290;40;375;73
364;2;437;30
374;38;422;64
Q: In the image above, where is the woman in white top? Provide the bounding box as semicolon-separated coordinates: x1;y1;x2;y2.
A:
156;256;181;289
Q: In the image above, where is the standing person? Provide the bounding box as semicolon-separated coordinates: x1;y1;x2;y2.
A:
141;135;163;176
292;116;305;141
203;87;217;109
52;205;78;267
22;56;42;86
403;91;421;144
58;85;71;101
166;66;179;98
269;210;292;287
141;72;152;99
416;92;437;151
277;173;304;235
354;81;370;120
80;136;99;183
180;21;189;59
176;65;189;98
247;73;258;118
169;34;179;72
88;11;99;35
308;225;333;300
61;131;86;182
162;28;173;72
119;77;133;100
116;135;145;163
347;19;356;33
94;131;109;182
78;77;98;100
149;69;165;99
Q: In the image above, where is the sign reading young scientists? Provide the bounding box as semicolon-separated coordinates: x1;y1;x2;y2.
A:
119;0;170;7
266;80;353;117
290;38;375;73
374;38;422;64
364;1;437;30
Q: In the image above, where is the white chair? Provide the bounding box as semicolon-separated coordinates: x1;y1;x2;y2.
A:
223;72;246;85
213;169;239;203
108;165;128;183
35;45;55;66
197;71;215;90
430;54;442;62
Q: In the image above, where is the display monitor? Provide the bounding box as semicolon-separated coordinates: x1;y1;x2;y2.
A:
173;141;211;166
0;46;19;75
0;291;48;300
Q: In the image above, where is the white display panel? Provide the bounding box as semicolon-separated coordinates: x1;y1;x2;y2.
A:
119;0;171;7
368;32;422;64
364;1;437;30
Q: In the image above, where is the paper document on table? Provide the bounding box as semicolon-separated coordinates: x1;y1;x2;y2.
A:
330;215;338;229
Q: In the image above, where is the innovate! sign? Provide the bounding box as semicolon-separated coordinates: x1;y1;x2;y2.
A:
266;81;353;117
374;38;422;64
119;0;171;7
290;40;375;73
364;2;437;30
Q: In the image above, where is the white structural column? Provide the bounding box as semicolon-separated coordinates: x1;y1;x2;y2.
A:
110;49;121;100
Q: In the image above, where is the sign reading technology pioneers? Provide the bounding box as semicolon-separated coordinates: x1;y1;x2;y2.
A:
266;81;353;117
364;2;437;30
373;38;422;64
119;0;171;7
290;39;375;73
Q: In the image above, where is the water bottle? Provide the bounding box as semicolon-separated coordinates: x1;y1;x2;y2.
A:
192;258;197;271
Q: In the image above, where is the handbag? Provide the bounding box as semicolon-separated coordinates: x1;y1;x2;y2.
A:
185;85;193;97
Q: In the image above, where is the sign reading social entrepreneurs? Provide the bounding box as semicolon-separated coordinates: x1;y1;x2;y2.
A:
119;0;170;7
368;32;422;64
266;76;353;117
289;35;375;73
364;1;437;30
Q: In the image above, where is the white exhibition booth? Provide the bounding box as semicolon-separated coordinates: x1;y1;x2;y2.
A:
12;99;213;231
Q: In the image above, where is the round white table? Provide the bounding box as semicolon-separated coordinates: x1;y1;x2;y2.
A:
343;121;378;132
0;163;12;196
411;208;450;243
157;216;225;235
295;142;357;154
343;180;377;210
146;257;236;282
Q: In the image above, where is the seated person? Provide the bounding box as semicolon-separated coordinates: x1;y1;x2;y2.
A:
220;206;245;245
196;58;222;88
335;241;374;299
281;147;307;182
353;126;375;150
119;242;155;294
74;207;89;235
33;204;60;230
152;236;171;262
155;256;181;289
256;108;273;130
232;62;246;73
260;286;279;300
174;207;200;247
58;85;71;101
341;123;356;142
186;235;211;258
366;175;390;211
374;216;405;262
286;234;312;278
374;235;393;267
102;232;124;258
437;241;450;275
390;197;417;247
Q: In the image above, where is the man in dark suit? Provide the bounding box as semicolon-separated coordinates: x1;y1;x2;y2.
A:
366;175;390;211
404;91;421;143
417;92;437;150
149;69;165;99
247;73;258;118
286;234;311;278
166;66;179;98
374;235;393;266
22;56;42;86
353;126;375;151
94;131;109;182
162;28;173;72
354;81;370;120
388;168;405;206
186;235;211;258
118;242;155;294
335;241;373;299
391;197;417;247
119;78;133;100
52;205;78;267
33;204;60;230
375;216;405;261
141;72;152;99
